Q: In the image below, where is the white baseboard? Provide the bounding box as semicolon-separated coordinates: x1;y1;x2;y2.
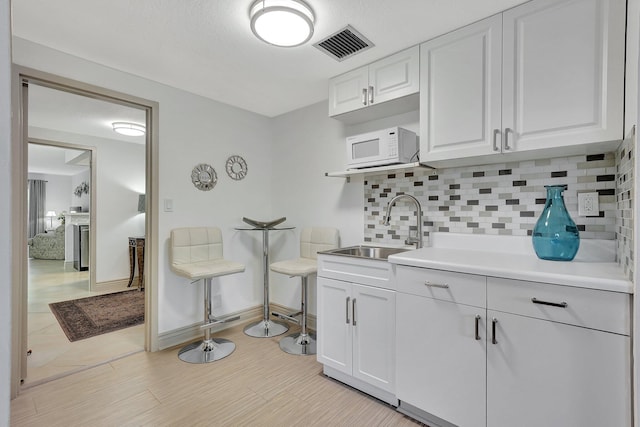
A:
157;302;317;351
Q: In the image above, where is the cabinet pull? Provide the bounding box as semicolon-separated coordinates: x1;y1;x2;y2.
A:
368;86;374;104
352;298;357;326
491;317;498;344
504;128;513;150
361;88;368;106
474;315;481;340
493;129;500;151
345;297;350;324
531;297;568;308
424;282;449;289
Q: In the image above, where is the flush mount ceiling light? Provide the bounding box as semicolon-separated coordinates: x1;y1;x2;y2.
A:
250;0;315;47
112;122;146;137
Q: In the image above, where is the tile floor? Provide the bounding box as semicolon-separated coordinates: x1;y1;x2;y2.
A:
25;259;144;386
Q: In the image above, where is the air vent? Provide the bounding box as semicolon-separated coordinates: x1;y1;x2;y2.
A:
313;25;374;62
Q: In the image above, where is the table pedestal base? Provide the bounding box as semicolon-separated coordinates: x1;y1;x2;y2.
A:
243;319;288;338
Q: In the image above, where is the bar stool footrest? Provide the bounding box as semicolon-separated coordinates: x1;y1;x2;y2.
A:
271;310;301;325
201;314;240;330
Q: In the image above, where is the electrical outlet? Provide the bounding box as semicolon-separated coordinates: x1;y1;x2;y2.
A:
578;192;599;216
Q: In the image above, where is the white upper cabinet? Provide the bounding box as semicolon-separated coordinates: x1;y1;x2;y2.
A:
329;46;420;122
502;0;625;150
625;0;639;137
420;0;625;166
420;15;503;161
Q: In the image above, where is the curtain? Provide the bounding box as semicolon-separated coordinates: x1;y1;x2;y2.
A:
28;179;46;238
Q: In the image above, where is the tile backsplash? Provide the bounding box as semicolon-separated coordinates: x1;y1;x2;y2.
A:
616;135;634;280
364;146;634;279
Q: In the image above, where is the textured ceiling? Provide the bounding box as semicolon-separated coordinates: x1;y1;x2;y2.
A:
12;0;528;118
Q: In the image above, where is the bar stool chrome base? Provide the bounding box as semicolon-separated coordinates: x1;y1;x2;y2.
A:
178;338;235;364
279;332;316;355
244;319;288;338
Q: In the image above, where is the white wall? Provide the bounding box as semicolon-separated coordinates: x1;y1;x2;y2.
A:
0;0;11;422
269;101;361;312
12;38;277;334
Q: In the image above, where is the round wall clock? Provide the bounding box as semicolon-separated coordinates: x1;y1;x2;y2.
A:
191;163;217;191
225;155;248;180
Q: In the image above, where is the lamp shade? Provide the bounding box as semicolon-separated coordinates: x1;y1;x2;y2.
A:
138;194;146;213
250;0;315;47
46;211;56;217
112;122;146;136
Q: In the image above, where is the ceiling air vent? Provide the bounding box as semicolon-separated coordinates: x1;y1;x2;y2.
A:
313;25;374;62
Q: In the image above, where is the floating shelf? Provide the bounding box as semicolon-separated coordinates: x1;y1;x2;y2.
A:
325;162;432;180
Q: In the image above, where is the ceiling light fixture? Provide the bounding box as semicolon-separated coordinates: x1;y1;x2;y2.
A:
112;122;146;137
250;0;315;47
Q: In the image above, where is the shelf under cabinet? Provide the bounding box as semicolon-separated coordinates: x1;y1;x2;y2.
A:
325;162;432;180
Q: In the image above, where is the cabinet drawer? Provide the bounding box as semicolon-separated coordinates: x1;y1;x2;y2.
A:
488;277;631;335
395;266;486;308
318;255;395;290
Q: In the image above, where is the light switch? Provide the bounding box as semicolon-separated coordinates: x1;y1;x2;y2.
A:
578;192;599;216
164;198;174;212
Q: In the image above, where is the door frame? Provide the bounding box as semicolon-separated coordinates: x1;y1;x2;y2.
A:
10;65;160;397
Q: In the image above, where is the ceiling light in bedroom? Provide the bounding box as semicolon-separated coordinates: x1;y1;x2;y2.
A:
112;122;145;137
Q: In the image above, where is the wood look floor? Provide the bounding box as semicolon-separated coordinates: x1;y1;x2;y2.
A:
11;322;423;426
26;259;144;385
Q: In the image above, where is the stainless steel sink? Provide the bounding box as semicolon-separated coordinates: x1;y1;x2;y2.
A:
321;245;410;260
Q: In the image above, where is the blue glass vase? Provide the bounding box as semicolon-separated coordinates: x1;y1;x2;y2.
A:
532;185;580;261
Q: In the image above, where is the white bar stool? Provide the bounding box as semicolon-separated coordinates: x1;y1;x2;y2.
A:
270;227;340;355
170;227;245;364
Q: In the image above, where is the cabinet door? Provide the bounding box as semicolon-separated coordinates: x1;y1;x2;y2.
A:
625;0;640;137
368;46;420;105
487;310;631;427
396;293;486;426
501;0;625;152
352;284;395;393
328;66;368;116
316;277;352;374
420;15;502;163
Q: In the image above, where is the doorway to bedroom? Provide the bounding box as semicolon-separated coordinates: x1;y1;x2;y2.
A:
22;82;147;386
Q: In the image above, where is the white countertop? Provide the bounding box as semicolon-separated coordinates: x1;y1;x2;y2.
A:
386;233;632;294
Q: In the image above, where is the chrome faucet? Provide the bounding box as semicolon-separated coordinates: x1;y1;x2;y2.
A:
383;194;423;249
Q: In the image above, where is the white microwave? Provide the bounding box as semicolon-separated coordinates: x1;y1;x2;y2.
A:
346;127;418;169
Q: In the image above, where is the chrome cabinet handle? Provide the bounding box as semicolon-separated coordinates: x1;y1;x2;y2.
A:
475;315;481;340
493;129;500;151
368;86;374;104
345;297;350;324
504;128;513;150
491;317;498;344
352;298;357;326
424;282;449;289
361;88;368;106
531;297;568;308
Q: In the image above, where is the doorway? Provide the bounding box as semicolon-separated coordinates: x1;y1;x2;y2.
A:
11;68;159;394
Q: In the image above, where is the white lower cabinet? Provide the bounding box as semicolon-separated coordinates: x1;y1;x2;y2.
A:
317;275;396;404
396;293;486;427
487;310;631;427
395;266;632;427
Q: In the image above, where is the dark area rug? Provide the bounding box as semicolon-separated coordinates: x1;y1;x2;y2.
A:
49;290;144;342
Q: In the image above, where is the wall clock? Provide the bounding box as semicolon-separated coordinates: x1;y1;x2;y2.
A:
191;163;217;191
225;155;248;180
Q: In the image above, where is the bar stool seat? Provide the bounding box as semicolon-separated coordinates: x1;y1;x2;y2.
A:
170;227;245;364
270;227;339;355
